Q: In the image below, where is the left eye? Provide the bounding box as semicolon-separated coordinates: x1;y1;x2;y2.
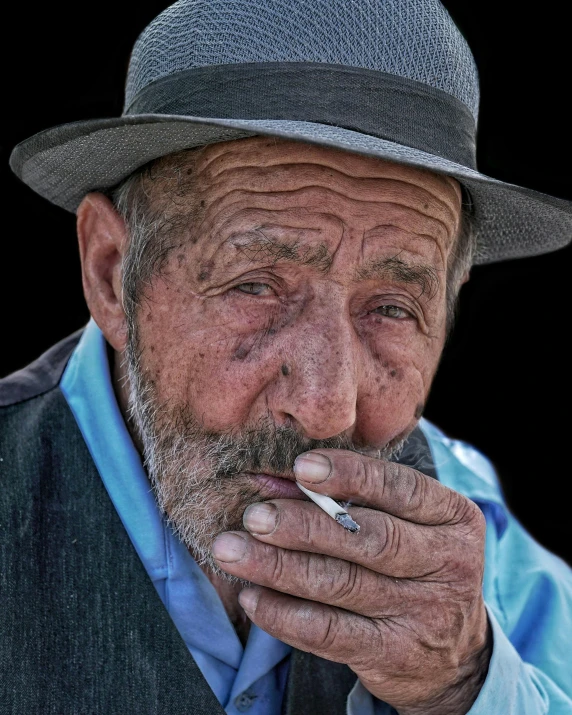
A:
236;282;273;295
372;305;409;319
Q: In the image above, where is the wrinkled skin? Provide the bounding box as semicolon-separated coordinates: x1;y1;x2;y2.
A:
77;137;489;714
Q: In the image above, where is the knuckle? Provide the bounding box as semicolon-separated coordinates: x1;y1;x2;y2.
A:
297;507;316;547
360;458;387;503
442;486;471;524
468;502;487;537
269;548;287;584
364;516;401;565
328;561;362;603
340;453;385;503
403;467;427;513
312;610;342;652
455;496;487;539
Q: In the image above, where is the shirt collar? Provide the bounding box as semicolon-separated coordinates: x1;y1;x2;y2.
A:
60;319;291;683
419;418;509;536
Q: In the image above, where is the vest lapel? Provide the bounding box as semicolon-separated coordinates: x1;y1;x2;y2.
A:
1;387;224;714
284;650;357;715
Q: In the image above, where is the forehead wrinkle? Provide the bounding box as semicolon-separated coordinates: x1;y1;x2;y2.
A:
204;166;460;220
198;142;459;195
356;255;441;300
201;185;457;242
365;228;454;257
364;213;455;246
211;205;343;242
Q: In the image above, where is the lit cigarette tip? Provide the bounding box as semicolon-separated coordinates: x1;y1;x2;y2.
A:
296;482;361;533
335;512;361;533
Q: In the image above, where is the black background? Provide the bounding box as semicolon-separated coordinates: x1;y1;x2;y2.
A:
2;3;571;564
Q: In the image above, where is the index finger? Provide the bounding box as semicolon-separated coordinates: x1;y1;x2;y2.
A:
293;450;478;526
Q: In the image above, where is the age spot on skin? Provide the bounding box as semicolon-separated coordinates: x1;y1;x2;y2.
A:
197;260;214;282
233;344;250;361
281;364;290;376
389;367;403;381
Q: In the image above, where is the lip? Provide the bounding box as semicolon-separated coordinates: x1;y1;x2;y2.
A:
246;472;307;500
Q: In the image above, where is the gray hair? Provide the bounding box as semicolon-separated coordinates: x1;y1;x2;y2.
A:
110;148;478;334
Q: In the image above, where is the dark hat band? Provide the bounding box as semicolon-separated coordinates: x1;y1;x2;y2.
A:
125;62;477;168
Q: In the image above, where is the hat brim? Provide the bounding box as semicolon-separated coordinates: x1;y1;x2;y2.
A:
10;113;572;264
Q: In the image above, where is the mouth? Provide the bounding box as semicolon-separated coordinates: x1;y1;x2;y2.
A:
244;471;307;500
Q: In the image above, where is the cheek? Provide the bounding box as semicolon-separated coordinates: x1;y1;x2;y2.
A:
356;336;444;445
135;282;283;431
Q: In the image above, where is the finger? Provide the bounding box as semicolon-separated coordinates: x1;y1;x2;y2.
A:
237;585;382;666
212;530;417;615
243;499;470;578
293;450;483;527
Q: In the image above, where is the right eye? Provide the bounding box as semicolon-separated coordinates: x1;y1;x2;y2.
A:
236;282;274;296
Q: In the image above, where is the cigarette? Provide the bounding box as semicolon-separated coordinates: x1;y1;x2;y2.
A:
296;483;360;533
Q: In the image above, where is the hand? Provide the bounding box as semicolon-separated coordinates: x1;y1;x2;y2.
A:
212;450;492;714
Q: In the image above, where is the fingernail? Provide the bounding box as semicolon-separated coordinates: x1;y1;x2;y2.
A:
239;588;260;614
244;502;277;534
212;533;246;562
294;452;331;483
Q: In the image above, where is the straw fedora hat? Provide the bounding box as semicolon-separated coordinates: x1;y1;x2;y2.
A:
9;0;572;264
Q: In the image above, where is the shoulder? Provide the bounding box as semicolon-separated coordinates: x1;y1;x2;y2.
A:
0;330;96;537
418;418;506;506
0;329;83;408
0;330;86;488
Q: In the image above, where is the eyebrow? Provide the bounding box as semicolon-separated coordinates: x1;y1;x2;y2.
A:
356;255;440;298
233;229;439;298
233;229;333;272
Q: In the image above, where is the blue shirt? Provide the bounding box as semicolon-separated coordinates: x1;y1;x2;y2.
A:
61;321;572;714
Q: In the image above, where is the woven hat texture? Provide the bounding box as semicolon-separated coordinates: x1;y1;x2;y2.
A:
125;0;479;118
9;0;572;264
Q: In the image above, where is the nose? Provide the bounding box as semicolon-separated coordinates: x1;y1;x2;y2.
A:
275;305;359;440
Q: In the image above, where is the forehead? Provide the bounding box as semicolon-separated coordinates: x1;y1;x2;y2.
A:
196;136;460;201
150;136;461;207
144;137;462;265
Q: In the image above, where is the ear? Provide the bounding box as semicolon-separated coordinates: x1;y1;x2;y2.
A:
76;192;128;352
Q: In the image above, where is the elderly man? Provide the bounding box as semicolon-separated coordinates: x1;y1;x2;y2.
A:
2;1;571;714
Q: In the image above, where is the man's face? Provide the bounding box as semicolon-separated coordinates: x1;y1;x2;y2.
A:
124;137;461;571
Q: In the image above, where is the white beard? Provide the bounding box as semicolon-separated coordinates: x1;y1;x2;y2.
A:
125;334;405;580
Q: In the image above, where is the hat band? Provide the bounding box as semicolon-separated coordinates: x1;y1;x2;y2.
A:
125;62;477;168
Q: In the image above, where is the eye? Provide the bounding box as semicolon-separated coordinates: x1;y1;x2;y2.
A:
236;282;273;296
372;304;409;319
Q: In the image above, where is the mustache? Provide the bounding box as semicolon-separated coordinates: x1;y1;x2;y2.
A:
156;411;401;482
210;420;355;479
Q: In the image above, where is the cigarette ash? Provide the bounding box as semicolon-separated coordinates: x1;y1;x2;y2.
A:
335;512;360;533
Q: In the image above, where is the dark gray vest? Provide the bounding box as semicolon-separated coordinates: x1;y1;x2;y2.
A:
0;332;435;714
